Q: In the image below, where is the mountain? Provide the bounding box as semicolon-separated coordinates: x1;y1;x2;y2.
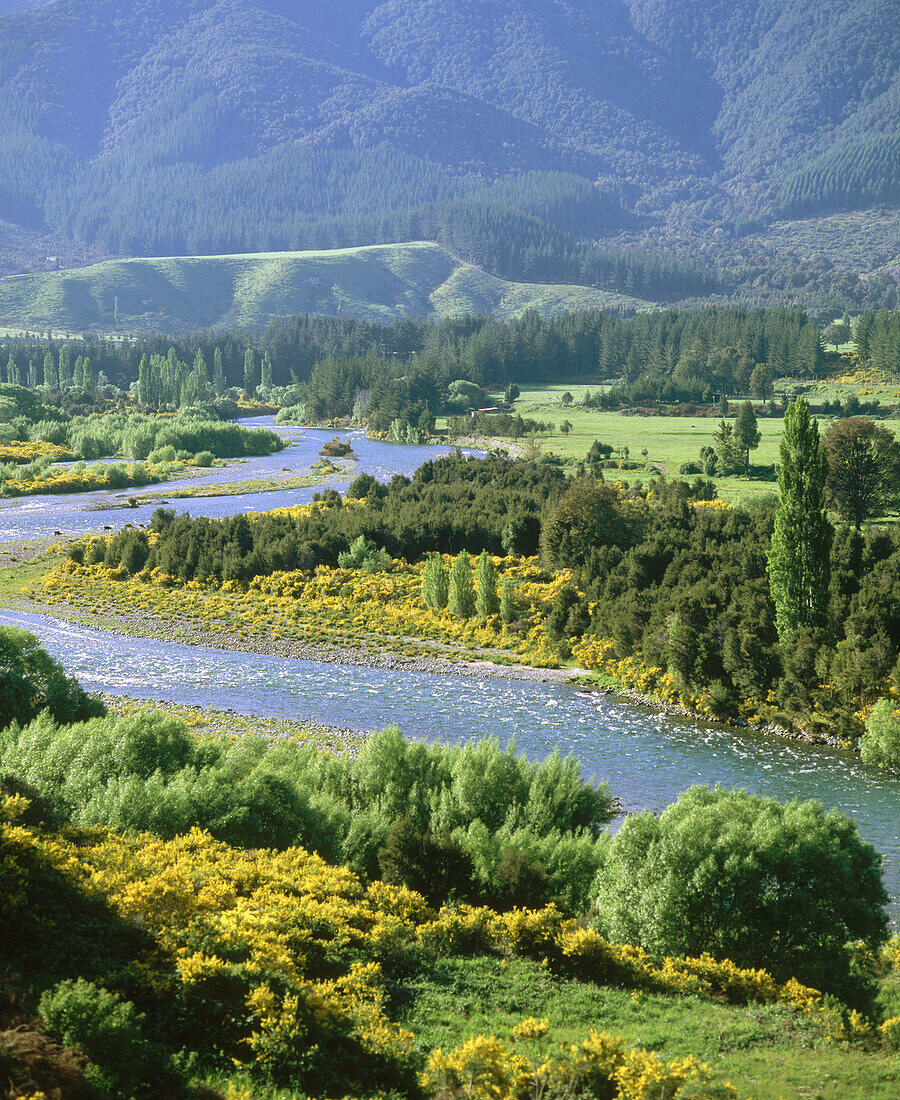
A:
0;242;652;333
0;0;897;316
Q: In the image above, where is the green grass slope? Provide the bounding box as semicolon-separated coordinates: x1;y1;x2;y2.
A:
0;243;652;332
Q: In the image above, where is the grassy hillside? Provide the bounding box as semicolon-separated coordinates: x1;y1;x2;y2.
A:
0;243;653;332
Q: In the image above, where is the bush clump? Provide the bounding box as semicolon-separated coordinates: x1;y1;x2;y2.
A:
591;785;889;1007
39;979;168;1097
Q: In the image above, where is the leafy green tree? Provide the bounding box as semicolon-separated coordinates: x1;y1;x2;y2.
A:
824;417;900;529
0;626;104;730
39;979;164;1097
733;401;761;473
421;554;449;610
446;379;483;412
336;535;390;573
860;698;900;771
592;786;888;1005
823;322;851;348
448;550;475;618
475;550;499;620
500;578;517;624
768;398;831;643
540;480;631;568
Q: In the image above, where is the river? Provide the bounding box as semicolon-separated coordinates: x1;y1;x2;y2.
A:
0;421;897;923
0;420;478;540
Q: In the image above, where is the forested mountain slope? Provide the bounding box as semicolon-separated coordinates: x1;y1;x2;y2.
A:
0;0;896;312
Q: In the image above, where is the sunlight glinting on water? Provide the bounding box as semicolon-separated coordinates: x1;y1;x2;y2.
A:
1;605;897;925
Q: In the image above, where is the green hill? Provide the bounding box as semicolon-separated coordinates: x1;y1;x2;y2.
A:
0;243;653;332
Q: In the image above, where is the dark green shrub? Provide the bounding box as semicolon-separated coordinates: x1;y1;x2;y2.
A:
38;979;165;1097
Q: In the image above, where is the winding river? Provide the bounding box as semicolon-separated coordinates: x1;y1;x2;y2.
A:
0;421;897;923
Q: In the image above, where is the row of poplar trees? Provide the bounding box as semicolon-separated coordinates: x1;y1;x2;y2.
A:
422;550;517;623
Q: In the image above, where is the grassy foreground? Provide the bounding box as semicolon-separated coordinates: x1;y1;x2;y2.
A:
0;243;653;333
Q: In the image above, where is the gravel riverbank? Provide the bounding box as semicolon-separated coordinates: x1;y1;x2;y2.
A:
1;593;582;684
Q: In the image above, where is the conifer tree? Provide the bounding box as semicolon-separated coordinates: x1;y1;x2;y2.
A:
5;353;15;385
447;550;475;619
733;401;761;473
768;398;831;643
475;550;499;620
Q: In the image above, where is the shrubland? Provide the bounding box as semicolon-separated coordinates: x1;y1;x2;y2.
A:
0;631;898;1099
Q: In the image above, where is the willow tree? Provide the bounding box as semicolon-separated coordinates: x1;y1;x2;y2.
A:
767;398;831;643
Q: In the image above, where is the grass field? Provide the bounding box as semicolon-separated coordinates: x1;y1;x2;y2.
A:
482;383;899;506
0;243;654;333
492;385;785;503
398;955;900;1100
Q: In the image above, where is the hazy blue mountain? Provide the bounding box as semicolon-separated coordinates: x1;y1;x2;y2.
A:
0;0;896;306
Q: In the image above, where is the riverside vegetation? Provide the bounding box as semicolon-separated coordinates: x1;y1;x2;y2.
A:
1;628;899;1100
39;416;900;755
0;381;285;498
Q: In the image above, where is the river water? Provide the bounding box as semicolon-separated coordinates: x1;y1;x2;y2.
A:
0;420;477;540
0;421;897;922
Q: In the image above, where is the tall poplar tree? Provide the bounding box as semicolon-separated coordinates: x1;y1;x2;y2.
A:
475;550;499;619
447;550;475;619
213;347;225;396
768;398;831;643
422;555;448;610
243;349;256;396
260;350;273;393
43;351;57;390
58;345;71;388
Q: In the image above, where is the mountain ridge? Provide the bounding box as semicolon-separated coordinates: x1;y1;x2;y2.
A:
0;0;897;314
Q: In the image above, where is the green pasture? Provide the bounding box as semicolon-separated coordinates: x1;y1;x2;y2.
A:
489;385;784;502
0;243;654;333
399;955;900;1100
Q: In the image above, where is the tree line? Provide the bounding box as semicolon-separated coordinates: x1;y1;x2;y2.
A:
8;304;890;413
